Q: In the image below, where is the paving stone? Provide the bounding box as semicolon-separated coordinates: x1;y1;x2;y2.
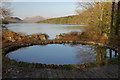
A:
3;64;118;78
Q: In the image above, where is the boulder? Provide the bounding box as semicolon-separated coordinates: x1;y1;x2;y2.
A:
102;33;108;39
56;34;63;39
39;35;47;40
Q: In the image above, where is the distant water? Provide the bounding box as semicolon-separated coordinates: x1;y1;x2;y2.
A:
6;44;118;65
7;23;86;39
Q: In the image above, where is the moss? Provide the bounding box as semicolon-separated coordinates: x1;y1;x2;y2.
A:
18;62;30;67
89;63;98;67
62;65;76;70
108;57;119;64
10;60;17;65
2;57;10;62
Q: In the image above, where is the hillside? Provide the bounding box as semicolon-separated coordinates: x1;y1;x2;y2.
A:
23;16;46;23
37;3;111;27
4;17;23;23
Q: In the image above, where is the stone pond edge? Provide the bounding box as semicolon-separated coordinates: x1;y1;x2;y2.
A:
2;39;119;70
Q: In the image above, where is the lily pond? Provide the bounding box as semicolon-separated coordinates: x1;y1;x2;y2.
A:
6;44;118;65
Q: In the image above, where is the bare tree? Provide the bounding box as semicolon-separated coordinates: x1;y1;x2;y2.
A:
0;0;12;19
76;2;97;14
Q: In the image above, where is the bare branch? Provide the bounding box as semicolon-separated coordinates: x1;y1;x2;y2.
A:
0;0;12;18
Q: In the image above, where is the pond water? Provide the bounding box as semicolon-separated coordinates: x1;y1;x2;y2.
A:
6;44;118;65
7;23;86;39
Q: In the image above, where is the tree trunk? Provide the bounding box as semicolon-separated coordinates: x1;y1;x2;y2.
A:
110;2;115;36
115;1;120;35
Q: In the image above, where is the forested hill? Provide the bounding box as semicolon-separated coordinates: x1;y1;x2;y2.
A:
37;3;111;26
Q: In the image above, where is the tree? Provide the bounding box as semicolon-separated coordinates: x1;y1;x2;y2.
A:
110;0;120;35
76;2;97;14
76;1;112;35
115;1;120;35
0;0;12;19
110;1;115;36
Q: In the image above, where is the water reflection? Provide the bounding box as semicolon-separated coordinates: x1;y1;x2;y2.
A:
75;45;118;66
107;49;118;58
72;45;97;64
6;23;85;39
6;44;118;65
94;47;107;66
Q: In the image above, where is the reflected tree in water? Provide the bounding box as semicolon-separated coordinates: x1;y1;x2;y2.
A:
94;47;107;66
75;45;97;64
74;45;118;66
75;45;118;66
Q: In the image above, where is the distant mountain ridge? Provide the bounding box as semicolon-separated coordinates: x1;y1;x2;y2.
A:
4;17;23;22
23;16;46;22
37;3;111;26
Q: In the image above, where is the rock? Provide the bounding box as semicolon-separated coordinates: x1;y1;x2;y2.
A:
8;37;16;42
61;33;66;36
69;40;73;43
69;31;81;35
11;40;16;42
17;71;20;73
39;35;47;40
80;32;85;35
56;34;63;39
102;33;108;39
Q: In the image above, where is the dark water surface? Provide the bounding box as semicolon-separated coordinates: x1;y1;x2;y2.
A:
7;23;86;39
6;44;118;65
